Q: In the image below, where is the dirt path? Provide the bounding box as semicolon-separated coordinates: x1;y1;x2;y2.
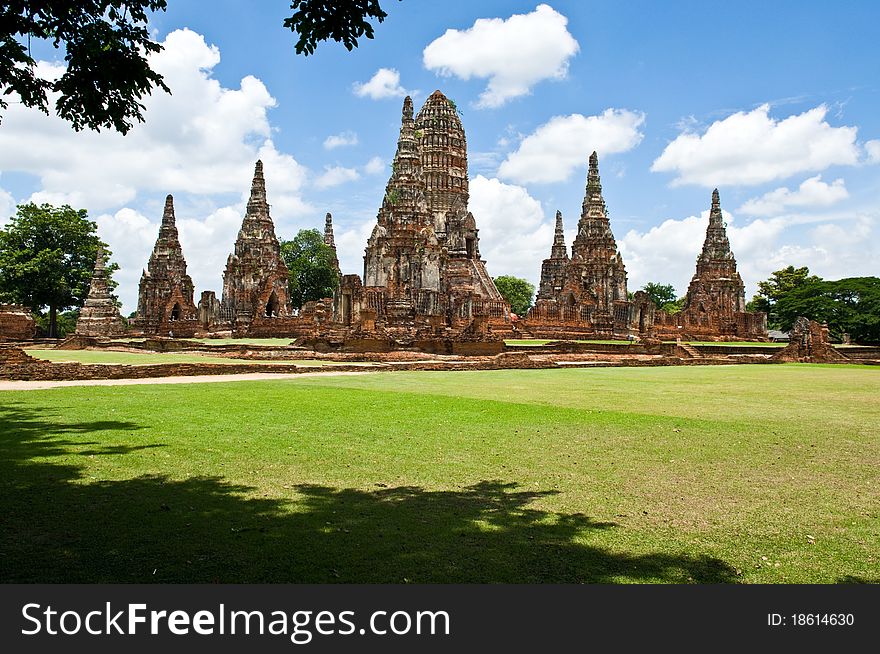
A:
0;370;373;391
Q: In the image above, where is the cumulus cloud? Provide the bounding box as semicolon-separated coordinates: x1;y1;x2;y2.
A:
866;139;880;163
468;175;551;283
423;4;579;108
498;109;646;184
323;131;359;149
363;157;385;175
652;104;860;187
0;186;16;223
0;28;309;212
352;68;408;99
0;28;314;313
738;175;848;216
314;166;360;190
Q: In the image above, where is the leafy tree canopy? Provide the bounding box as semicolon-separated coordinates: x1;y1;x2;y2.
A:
747;265;823;330
284;0;396;56
2;1;397;132
774;276;880;344
0;202;116;337
493;275;535;316
280;229;339;310
641;282;676;307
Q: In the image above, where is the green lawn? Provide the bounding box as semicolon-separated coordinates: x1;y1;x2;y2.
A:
1;365;877;583
24;349;369;367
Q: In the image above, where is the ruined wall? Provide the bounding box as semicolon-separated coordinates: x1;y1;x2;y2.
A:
0;305;36;340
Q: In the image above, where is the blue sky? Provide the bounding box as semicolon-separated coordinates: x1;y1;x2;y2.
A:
1;1;878;314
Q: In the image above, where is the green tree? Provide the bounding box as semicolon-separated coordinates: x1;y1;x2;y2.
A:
0;203;114;337
775;277;880;343
2;1;399;133
641;282;676;307
284;0;399;55
280;229;339;310
493;275;535;316
748;265;822;329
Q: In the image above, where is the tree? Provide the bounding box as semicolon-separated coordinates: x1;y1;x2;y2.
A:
2;1;398;133
0;202;115;337
284;0;397;55
748;265;822;329
493;276;535;316
1;1;170;133
640;282;678;310
774;277;880;344
280;229;339;310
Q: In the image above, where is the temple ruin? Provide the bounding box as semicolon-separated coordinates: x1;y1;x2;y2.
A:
119;90;765;346
332;92;510;345
134;195;199;337
522;152;653;339
653;190;766;340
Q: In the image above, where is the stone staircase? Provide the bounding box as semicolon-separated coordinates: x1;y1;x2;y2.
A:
678;343;704;359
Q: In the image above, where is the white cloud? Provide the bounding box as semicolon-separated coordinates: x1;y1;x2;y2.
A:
0;186;16;223
738;175;848;216
652;104;860;187
0;28;309;212
468;175;550;284
323;131;359;149
866;139;880;164
314;166;360;190
352;68;408;100
336;219;375;276
0;28;314;314
423;4;579;108
498;109;645;184
363;157;385;175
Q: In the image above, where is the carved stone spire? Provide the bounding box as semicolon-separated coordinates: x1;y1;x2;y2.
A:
581;151;607;221
135;194;197;332
682;189;746;314
76;246;125;336
378;95;429;224
550;210;568;259
220;160;291;322
324;212;336;248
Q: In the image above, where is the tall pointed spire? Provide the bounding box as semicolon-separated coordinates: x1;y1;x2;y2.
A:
550;210;567;259
698;189;734;263
581;151;607;221
324;212;336;248
378;95;429;222
709;188;723;227
135;193;197;332
247;160;268;213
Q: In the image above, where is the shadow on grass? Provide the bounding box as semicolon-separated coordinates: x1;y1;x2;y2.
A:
0;403;737;583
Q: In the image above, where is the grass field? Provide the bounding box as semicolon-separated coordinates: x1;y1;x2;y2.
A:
24;349;371;367
1;365;877;583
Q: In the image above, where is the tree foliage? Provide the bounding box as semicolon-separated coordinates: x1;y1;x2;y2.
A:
493;275;535;316
283;0;396;56
2;1;397;133
641;282;686;314
747;265;822;329
280;229;339;310
1;1;170;133
774;277;880;344
0;202;115;337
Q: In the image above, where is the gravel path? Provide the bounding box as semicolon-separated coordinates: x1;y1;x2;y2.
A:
0;370;372;391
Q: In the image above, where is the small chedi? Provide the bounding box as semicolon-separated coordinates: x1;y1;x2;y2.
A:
75;246;126;337
134;194;199;337
653;190;766;340
522;152;654;339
